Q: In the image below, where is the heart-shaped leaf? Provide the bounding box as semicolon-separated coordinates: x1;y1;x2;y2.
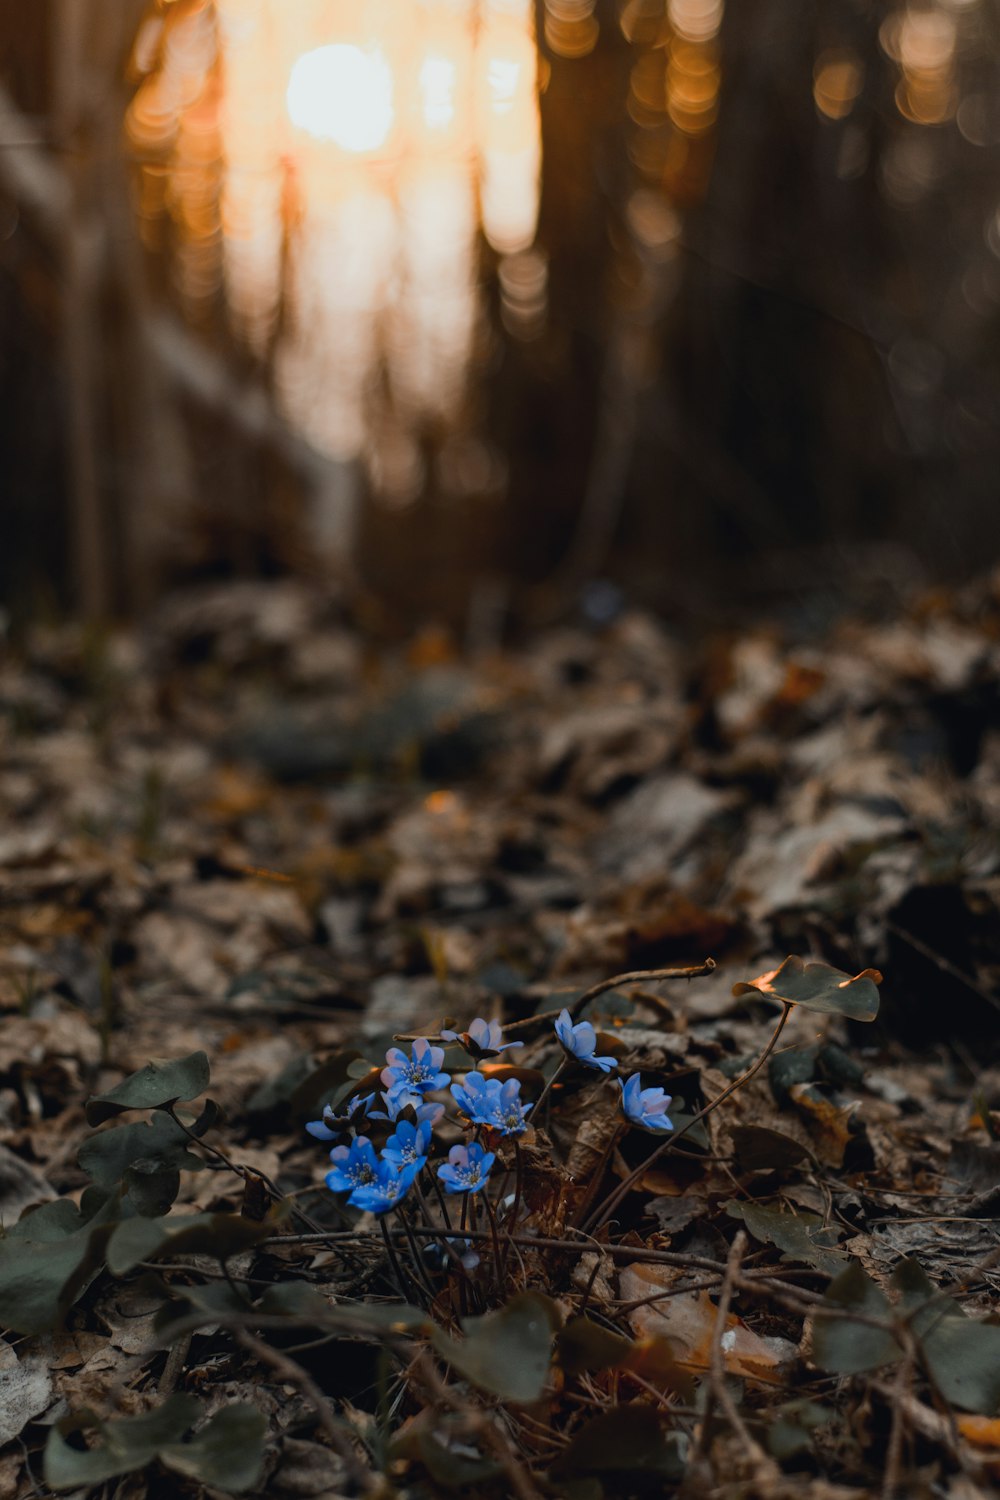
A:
549;1406;686;1481
0;1191;124;1334
44;1396;200;1490
811;1262;898;1374
160;1404;266;1491
79;1113;204;1187
86;1053;210;1125
733;957;881;1021
107;1212;269;1275
433;1291;561;1402
726;1200;848;1276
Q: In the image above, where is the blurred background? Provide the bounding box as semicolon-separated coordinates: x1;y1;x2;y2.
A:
2;0;1000;632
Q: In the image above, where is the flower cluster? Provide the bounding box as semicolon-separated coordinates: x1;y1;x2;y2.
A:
308;1023;533;1220
308;1011;676;1231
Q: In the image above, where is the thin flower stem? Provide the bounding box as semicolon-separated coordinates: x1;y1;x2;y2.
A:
430;1175;455;1234
399;1205;437;1304
531;1056;570;1120
583;1001;794;1234
379;1216;410;1301
509;1139;524;1238
483;1190;506;1297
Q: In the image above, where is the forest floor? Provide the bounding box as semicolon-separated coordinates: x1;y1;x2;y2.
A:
1;572;999;1499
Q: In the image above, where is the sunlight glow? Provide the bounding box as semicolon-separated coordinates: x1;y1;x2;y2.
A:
130;0;544;503
420;55;458;128
487;57;522;113
286;44;394;152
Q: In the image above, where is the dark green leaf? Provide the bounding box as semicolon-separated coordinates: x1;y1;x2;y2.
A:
433;1291;561;1402
107;1212;269;1275
156;1278;251;1334
767;1400;833;1460
733;957;881;1022
43;1396;199;1490
160;1404;266;1491
79;1113;204;1187
258;1283;430;1335
549;1406;686;1481
123;1163;183;1217
919;1317;1000;1416
86;1053;210;1125
726;1200;848;1275
811;1262;899;1374
557;1317;634;1378
891;1259;1000;1415
0;1192;123;1334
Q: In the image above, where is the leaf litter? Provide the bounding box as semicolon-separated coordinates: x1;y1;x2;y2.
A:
0;573;999;1496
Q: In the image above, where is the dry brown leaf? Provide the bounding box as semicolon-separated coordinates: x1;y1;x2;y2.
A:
619;1265;796;1383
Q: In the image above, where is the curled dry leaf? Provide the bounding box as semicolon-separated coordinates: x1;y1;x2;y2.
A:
619;1265;796;1383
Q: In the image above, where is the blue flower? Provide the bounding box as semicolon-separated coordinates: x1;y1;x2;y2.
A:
348;1158;420;1215
381;1038;451;1111
554;1009;617;1073
493;1078;533;1136
451;1073;532;1136
325;1135;380;1193
437;1142;495;1194
619;1074;674;1133
450;1070;503;1125
369;1092;445;1128
306;1093;372;1142
440;1017;524;1062
382;1118;432;1172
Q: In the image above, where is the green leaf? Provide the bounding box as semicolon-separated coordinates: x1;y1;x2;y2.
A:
725;1200;848;1276
0;1192;124;1334
257;1281;430;1335
733;957;881;1022
767;1399;833;1460
813;1258;1000;1415
79;1113;204;1187
107;1212;270;1275
811;1262;899;1374
161;1404;266;1491
122;1163;183;1217
891;1259;1000;1416
433;1291;561;1402
43;1396;199;1490
557;1317;634;1378
156;1278;251;1335
549;1406;686;1481
86;1052;210;1125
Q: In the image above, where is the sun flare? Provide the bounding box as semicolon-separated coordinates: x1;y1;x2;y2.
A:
286;43;395;152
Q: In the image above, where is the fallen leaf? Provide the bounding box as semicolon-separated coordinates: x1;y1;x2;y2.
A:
619;1267;795;1382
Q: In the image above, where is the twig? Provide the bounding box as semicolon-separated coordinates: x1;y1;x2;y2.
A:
511;959;718;1032
882;1351;914;1500
702;1231;779;1479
